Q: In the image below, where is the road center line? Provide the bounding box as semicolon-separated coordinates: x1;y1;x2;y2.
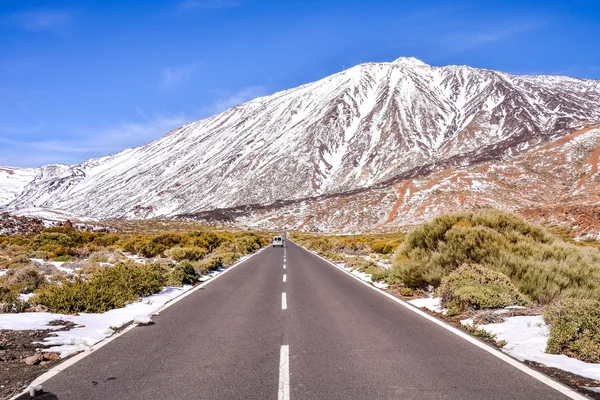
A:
278;345;290;400
283;264;286;269
282;292;287;310
283;274;287;282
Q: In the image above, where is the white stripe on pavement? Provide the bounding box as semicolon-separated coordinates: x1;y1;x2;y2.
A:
278;345;290;400
282;292;287;310
283;274;287;282
283;264;286;269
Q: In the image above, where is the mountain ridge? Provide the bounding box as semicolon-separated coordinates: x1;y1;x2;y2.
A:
2;57;600;230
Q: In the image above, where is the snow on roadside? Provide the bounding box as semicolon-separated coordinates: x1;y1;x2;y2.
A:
408;297;447;314
460;315;600;381
308;250;390;289
0;285;193;358
0;250;260;358
339;263;389;289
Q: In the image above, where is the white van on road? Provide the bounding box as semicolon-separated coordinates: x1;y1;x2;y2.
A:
273;236;284;247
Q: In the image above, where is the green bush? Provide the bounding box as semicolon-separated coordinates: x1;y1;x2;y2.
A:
344;256;376;271
135;240;166;258
33;232;74;248
370;241;398;254
438;264;530;310
194;255;223;273
4;266;45;294
32;261;167;314
319;251;345;262
391;210;600;303
217;251;241;267
370;269;391;282
544;298;600;363
0;292;30;313
185;231;223;252
165;246;207;261
53;255;75;262
166;261;198;286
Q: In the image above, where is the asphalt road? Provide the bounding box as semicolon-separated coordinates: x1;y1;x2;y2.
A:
19;241;576;400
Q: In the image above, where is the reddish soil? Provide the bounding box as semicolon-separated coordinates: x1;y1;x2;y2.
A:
385;180;412;223
521;204;600;237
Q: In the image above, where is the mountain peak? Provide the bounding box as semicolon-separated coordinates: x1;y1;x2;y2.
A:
391;56;429;67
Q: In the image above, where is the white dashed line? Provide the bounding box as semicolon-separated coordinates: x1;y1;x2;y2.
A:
283;264;286;269
283;274;287;282
282;292;287;310
278;345;290;400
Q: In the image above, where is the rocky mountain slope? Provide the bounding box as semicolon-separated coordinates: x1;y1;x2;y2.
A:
1;57;600;229
235;124;600;234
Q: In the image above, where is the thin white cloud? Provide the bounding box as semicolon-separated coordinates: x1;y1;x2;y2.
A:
0;85;269;167
161;63;199;88
0;114;192;167
6;10;70;32
178;0;239;10
200;86;267;116
450;22;546;52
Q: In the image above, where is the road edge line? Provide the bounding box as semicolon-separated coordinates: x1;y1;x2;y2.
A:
10;246;269;400
293;241;588;400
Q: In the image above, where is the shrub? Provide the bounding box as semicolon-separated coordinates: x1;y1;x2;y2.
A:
544;298;600;363
370;241;398;254
4;266;45;294
186;231;222;252
195;255;223;273
165;246;207;261
33;232;74;248
344;256;376;271
166;261;198;286
217;251;241;267
0;292;30;313
319;251;344;262
32;261;167;314
370;269;391;282
438;264;530;310
391;210;600;303
53;255;75;262
89;252;110;263
135;240;166;258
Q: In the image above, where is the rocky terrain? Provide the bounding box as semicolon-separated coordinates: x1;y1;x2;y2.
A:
231;125;600;234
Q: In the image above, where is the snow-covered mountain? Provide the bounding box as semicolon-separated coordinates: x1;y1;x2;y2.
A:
2;57;600;225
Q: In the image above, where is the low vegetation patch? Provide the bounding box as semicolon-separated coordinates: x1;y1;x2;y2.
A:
438;264;530;311
544;298;600;363
292;232;404;257
390;210;600;304
291;232;403;283
0;226;269;314
32;262;168;314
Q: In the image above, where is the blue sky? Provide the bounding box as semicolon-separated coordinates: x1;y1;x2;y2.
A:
1;0;599;167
